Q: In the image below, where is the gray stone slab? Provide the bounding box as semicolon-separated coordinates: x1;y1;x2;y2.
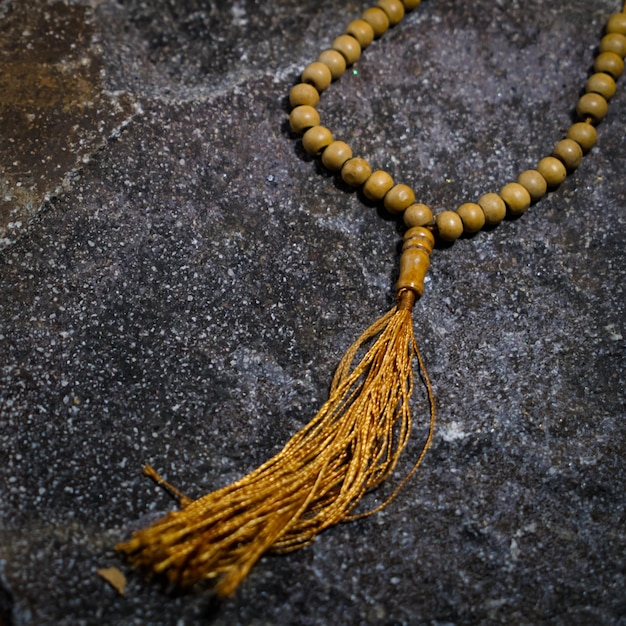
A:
1;0;625;624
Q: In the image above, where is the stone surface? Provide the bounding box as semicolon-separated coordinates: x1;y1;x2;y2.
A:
1;0;625;624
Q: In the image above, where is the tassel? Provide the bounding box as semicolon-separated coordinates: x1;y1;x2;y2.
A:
116;228;436;597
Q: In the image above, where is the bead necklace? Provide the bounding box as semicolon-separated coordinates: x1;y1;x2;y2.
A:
118;0;626;597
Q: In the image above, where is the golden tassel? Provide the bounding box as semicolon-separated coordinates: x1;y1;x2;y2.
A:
116;227;436;597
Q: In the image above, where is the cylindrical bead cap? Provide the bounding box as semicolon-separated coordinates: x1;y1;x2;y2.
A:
594;51;624;79
567;122;597;152
345;20;375;49
384;184;415;214
586;72;617;101
553;139;583;171
397;227;435;297
517;169;547;202
332;35;362;66
318;49;346;80
403;203;433;228
537;156;567;187
499;182;531;217
363;170;394;201
576;93;608;123
289;105;320;133
302;125;333;155
435;211;463;242
289;83;320;108
478;193;506;225
377;0;405;25
456;202;485;233
361;7;390;37
606;12;626;36
341;157;372;187
321;141;353;171
302;62;332;92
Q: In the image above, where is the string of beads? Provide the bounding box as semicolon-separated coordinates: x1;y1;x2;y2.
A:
288;0;626;298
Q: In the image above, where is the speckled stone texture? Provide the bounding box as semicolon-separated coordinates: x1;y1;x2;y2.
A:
1;0;625;624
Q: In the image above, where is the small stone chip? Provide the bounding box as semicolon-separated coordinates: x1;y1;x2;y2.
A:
97;567;126;595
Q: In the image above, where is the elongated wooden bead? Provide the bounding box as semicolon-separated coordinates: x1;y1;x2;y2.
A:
363;170;394;201
586;72;617;101
318;50;346;80
361;7;390;38
478;193;506;226
321;141;353;171
456;202;485;233
403;203;433;228
517;169;547;202
341;157;372;187
567;122;597;152
302;126;333;155
397;227;435;297
594;51;624;79
333;35;362;66
377;0;405;25
537;156;567;187
384;184;415;214
577;93;608;123
345;19;375;49
436;211;463;242
553;139;583;171
302;62;332;92
289;105;320;133
499;182;531;216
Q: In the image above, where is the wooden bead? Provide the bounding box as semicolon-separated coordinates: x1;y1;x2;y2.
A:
341;157;372;187
302;126;333;156
289;105;320;133
397;227;435;297
289;83;320;108
333;35;362;66
499;182;531;216
566;122;597;153
363;170;394;201
553;139;583;171
585;72;617;101
576;93;608;123
594;51;624;79
361;7;390;38
456;202;485;233
345;20;375;49
403;203;433;228
401;0;422;10
321;141;353;171
600;33;626;58
517;169;547;202
537;156;567;188
383;184;415;214
377;0;405;26
302;62;332;92
435;211;463;242
318;50;346;81
478;193;507;226
606;12;626;36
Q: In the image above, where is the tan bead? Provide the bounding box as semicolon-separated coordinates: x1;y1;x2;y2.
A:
607;12;626;36
553;138;583;171
436;211;463;242
361;7;390;38
566;122;597;153
517;169;547;202
456;202;485;233
499;182;531;217
576;93;608;124
345;20;375;49
595;51;625;79
537;156;567;188
289;83;320;108
302;61;332;92
321;141;353;171
478;193;506;226
302;126;333;156
363;170;394;201
289;105;320;134
332;35;361;66
377;0;405;25
341;157;372;187
383;184;415;214
318;50;346;81
397;227;435;297
401;0;422;10
600;33;626;58
403;203;433;228
585;72;617;101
